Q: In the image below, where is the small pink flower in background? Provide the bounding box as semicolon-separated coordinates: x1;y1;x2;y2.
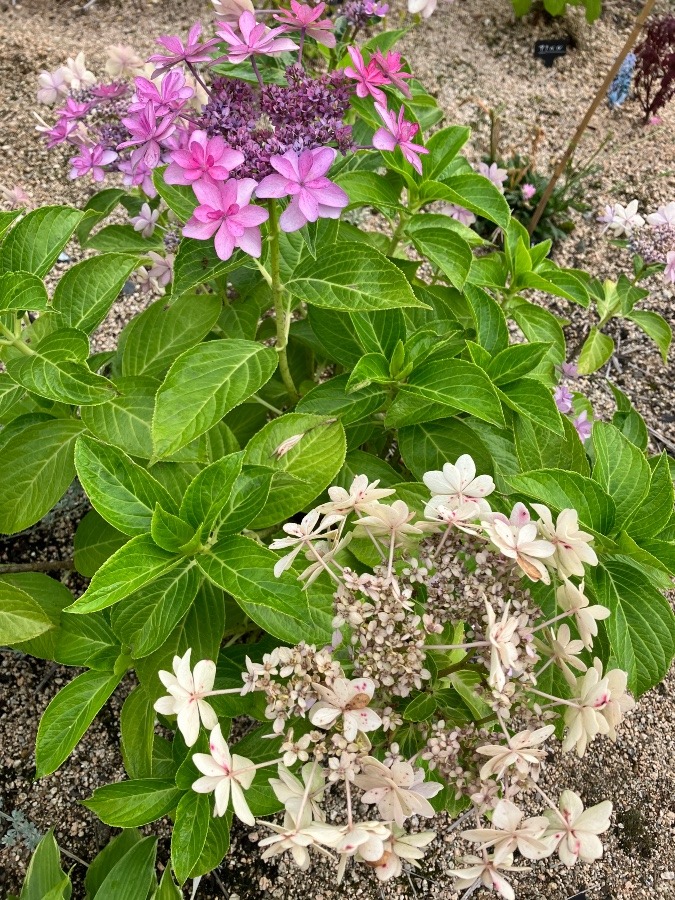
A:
373;103;428;175
63;52;96;91
344;47;389;103
217;11;299;63
91;83;129;102
665;251;675;285
57;97;91;121
211;0;254;24
373;50;413;97
149;22;223;76
554;384;573;414
598;200;644;237
648;115;662;126
148;251;174;288
37;68;70;105
165;130;244;185
408;0;441;18
105;44;145;78
256;147;349;232
130;202;160;238
441;203;476;227
522;183;536;201
120;102;177;169
183;178;269;260
0;184;31;210
561;361;578;378
476;161;508;192
130;72;194;116
646;201;675;227
365;0;389;14
273;1;336;49
69;145;117;182
572;409;592;442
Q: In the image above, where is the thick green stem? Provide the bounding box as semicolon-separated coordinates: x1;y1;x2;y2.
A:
0;321;35;356
387;213;406;256
268;200;300;404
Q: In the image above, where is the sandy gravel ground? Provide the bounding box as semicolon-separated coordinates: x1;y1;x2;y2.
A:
0;0;674;897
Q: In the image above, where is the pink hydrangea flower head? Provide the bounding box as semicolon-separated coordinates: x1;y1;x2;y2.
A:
183;178;269;260
57;98;91;121
37;68;70;105
273;1;336;48
373;103;428;175
365;0;389;14
91;83;129;102
149;22;223;76
216;11;299;63
256;146;349;232
522;183;536;201
561;361;578;379
119;102;177;169
476;161;508;192
344;47;389;103
372;50;413;97
165;130;245;185
69;144;117;182
664;250;675;285
118;158;157;197
554;384;573;414
212;0;255;24
130;72;194;116
573;410;592;442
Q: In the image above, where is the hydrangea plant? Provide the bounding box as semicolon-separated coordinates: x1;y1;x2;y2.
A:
1;4;674;896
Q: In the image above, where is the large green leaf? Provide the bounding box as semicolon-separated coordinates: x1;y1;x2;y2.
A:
628;309;672;363
0;206;82;276
35;669;123;777
0;418;84;534
198;535;332;644
118;292;222;378
81;376;157;459
68;534;184;614
73;510;128;578
179;452;243;533
75;436;175;536
514;415;590;476
211;464;274;536
577;327;614;375
592;421;650;528
398;358;505;427
499;377;564;435
172;240;247;298
86;224;163;254
590;561;675;696
398;417;494;482
0;271;49;312
297;375;386;425
76;188;126;245
171;792;210;884
110;561;202;658
0;581;55;644
84;779;183;827
152;340;277;459
287;242;423;311
94;836;157;900
18;831;70;900
242;413;346;526
506;469;615;534
52;254;138;333
628;452;674;540
422;173;511;230
120;687;156;781
3;573;72;662
486;342;551;385
6;330;116;406
422;125;471;181
409;225;473;289
336;170;404;210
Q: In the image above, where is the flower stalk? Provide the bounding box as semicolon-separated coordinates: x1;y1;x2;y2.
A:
268;199;300;404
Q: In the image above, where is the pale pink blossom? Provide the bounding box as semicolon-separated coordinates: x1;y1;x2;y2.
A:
355;756;443;827
598;199;645;236
532;505;598;578
256;147;348;232
0;185;30;210
563;660;634;757
364;826;435;881
273;1;336;48
216;11;299;63
154;648;218;746
408;0;445;18
192;724;256;823
423;454;494;511
373;103;429;175
536;623;587;685
36;68;70;105
521;183;536;200
149;22;223;75
543;790;612;867
461;800;551;861
69;145;117;182
211;0;255;24
447;852;529;900
130;202;160;238
309;676;382;740
354;500;424;543
259;807;334;870
148;251;174;288
270;508;342;577
476;726;555;781
572;409;593;442
476;161;508;192
556;579;609;649
441;203;476;226
344;46;389;103
646;201;675;227
183;177;269;261
665;251;675;285
317;474;395;516
105;44;144;78
485;601;522;691
483;514;555;583
424;498;482;534
62;52;96;91
270;762;326;821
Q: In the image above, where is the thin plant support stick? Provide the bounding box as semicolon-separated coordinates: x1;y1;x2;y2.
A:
528;0;657;236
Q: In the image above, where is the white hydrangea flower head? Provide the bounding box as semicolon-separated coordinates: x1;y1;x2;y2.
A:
154;648;218;747
192;724;256;824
